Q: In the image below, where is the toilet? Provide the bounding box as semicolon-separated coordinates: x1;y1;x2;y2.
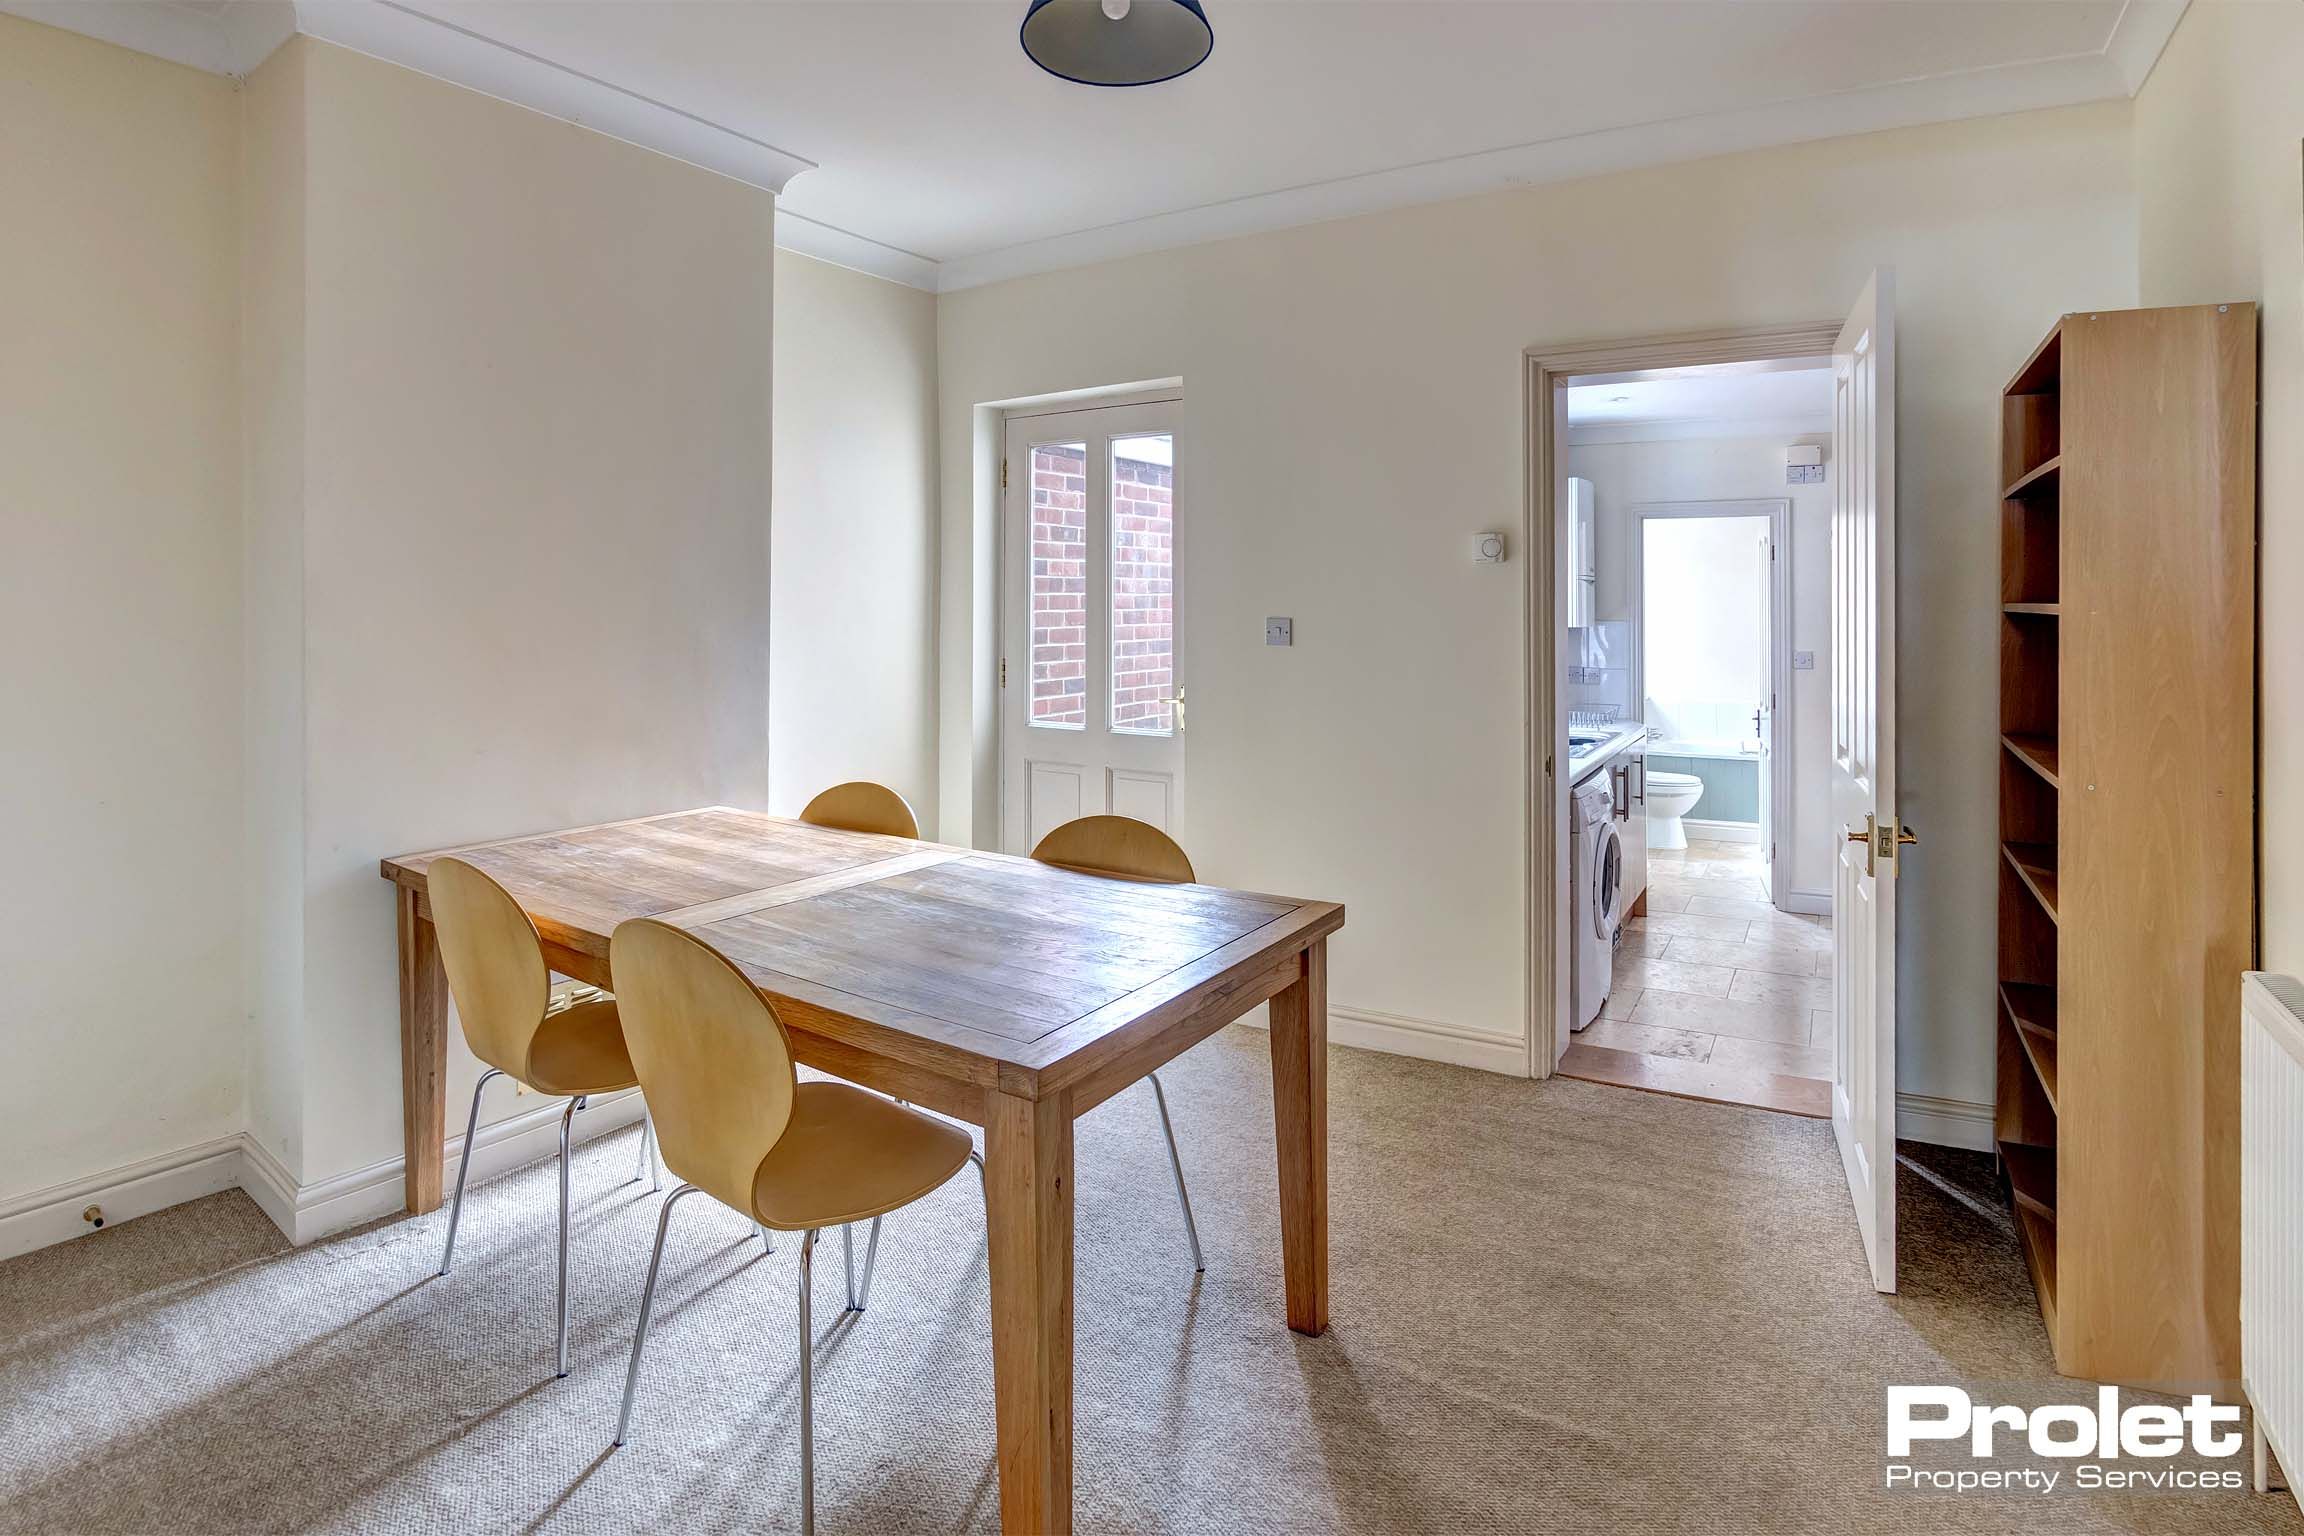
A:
1644;770;1705;849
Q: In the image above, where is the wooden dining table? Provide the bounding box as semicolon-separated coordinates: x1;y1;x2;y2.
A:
379;806;1343;1533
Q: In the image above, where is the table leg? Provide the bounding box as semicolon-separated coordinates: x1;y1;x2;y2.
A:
984;1088;1074;1536
397;885;449;1215
1268;938;1330;1335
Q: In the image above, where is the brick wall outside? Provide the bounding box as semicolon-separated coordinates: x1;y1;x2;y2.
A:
1029;444;1087;726
1029;440;1175;734
1109;444;1173;733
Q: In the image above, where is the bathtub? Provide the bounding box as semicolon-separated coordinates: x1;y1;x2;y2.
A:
1643;738;1760;826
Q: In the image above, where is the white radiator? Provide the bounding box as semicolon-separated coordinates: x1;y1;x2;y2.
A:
2243;971;2304;1506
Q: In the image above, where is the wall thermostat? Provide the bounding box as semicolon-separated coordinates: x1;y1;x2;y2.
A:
1472;531;1507;563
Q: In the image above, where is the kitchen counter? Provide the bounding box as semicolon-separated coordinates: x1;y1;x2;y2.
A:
1569;722;1649;785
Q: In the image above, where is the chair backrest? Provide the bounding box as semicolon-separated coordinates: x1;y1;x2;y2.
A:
427;857;551;1079
608;919;798;1214
798;781;921;840
1030;815;1196;884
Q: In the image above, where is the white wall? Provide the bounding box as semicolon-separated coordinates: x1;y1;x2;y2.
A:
247;39;779;1188
938;103;2138;1113
240;31;307;1173
0;17;246;1202
1570;436;1833;897
771;250;940;827
2133;1;2304;977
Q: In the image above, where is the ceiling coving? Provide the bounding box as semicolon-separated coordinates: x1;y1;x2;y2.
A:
11;0;2189;291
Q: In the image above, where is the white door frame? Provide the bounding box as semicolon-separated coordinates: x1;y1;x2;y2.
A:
1524;324;1841;1079
996;389;1185;855
1624;498;1794;892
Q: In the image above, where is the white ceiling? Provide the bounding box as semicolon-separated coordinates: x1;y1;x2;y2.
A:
14;0;2187;290
1567;364;1835;444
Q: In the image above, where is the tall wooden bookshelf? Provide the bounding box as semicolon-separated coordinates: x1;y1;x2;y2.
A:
1995;303;2258;1388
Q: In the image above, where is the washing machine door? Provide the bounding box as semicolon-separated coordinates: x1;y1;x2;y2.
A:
1590;820;1623;938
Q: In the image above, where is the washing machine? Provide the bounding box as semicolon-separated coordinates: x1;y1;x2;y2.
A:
1571;769;1626;1033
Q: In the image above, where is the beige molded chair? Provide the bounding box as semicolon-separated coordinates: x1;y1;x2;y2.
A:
429;856;666;1378
798;780;920;840
607;918;978;1534
1029;814;1205;1271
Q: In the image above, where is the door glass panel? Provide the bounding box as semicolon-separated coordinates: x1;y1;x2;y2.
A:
1109;433;1174;734
1029;442;1088;728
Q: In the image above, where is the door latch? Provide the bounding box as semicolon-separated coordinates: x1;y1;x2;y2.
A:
1845;813;1919;877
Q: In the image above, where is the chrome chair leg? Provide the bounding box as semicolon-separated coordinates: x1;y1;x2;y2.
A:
614;1183;706;1445
437;1067;504;1276
1146;1071;1205;1272
798;1227;819;1536
850;1215;884;1312
555;1094;587;1377
755;1220;776;1256
842;1223;857;1311
635;1107;662;1192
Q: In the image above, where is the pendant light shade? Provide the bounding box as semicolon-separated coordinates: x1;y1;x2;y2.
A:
1021;0;1213;88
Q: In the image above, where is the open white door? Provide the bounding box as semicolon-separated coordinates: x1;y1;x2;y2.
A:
1753;528;1775;902
1829;270;1904;1294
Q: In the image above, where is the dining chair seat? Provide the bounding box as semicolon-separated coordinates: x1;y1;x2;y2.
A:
751;1081;974;1231
607;916;987;1535
522;999;640;1097
426;855;667;1380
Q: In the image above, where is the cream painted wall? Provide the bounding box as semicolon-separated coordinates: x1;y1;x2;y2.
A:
240;35;307;1170
1570;436;1833;898
771;250;940;827
2133;1;2304;976
938;104;2138;1111
247;39;778;1186
0;17;245;1200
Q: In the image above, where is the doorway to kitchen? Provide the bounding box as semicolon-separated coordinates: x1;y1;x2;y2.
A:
1545;354;1837;1117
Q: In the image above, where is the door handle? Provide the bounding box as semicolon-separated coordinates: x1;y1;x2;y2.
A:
1610;762;1629;821
1846;814;1918;878
1173;686;1187;732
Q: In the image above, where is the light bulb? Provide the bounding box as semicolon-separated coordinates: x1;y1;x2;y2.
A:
1102;0;1131;19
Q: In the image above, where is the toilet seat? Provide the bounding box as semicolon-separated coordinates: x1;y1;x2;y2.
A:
1646;770;1703;791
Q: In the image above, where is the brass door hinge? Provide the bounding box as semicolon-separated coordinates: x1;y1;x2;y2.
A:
1000;657;1007;689
1001;457;1009;490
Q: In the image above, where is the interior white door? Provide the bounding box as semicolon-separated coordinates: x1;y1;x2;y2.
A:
1000;399;1185;854
1828;270;1900;1294
1753;528;1775;901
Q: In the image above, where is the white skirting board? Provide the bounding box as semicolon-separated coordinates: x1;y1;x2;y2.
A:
1244;1004;1993;1150
1893;1091;1995;1152
1;1088;648;1261
1233;1001;1528;1076
0;1135;247;1262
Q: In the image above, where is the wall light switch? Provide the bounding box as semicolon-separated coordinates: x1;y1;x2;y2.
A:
1266;617;1293;647
1794;650;1817;671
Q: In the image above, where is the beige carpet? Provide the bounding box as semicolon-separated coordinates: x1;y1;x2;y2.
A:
1;1027;2294;1535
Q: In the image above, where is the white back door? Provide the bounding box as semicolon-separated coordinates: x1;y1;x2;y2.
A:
1829;270;1901;1293
1001;398;1185;853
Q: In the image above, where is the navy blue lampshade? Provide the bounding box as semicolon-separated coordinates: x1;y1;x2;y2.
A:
1021;0;1212;87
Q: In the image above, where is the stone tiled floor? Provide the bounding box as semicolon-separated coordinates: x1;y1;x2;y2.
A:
1580;839;1835;1082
